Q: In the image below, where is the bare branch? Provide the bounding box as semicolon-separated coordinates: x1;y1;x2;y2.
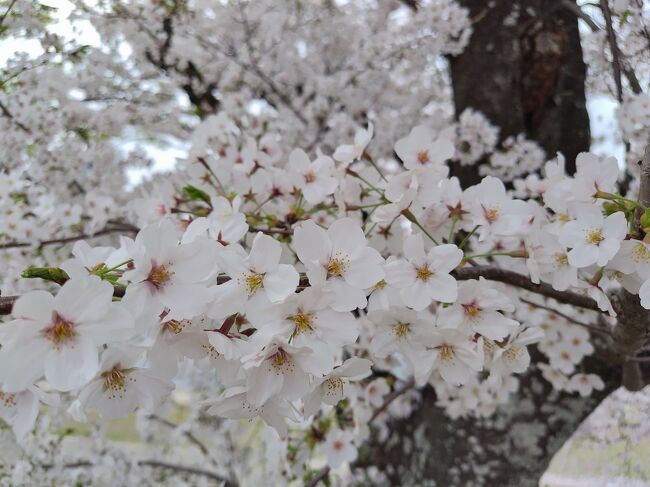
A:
561;0;600;31
519;297;612;336
0;99;30;133
608;146;650;390
56;458;237;485
0;224;138;250
0;264;599;316
0;0;18;28
561;0;642;94
453;266;601;311
600;0;624;101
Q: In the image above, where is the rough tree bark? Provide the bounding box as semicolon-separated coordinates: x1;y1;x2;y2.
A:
368;3;617;486
449;0;591;185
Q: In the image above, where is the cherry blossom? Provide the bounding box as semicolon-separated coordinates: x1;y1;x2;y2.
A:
0;277;133;392
293;218;384;311
385;234;463;310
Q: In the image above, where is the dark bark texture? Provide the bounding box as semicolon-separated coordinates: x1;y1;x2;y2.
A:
450;0;591;186
369;353;619;487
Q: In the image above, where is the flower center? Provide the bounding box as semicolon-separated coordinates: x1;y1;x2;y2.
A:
0;391;16;407
439;344;455;361
482;205;499;223
325;377;344;396
585;228;603;245
554;253;569;267
162;319;186;335
271;348;291;370
244;272;264;295
504;347;522;362
462;302;481;319
632;243;650;262
327;256;348;278
304;171;317;183
43;312;77;348
417;150;430;165
333;440;344;451
147;262;173;289
393;322;410;338
291;312;314;335
415;264;433;282
101;366;129;399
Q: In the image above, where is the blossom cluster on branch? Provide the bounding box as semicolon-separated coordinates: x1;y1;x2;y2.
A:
1;0;650;485
2;111;650;483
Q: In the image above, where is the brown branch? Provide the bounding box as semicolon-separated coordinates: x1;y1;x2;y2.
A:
0;273;306;315
55;459;236;485
608;146;650;390
600;0;624;101
561;0;642;94
560;0;600;31
369;378;415;423
147;414;210;457
0;224;138;250
0;0;17;28
138;460;236;485
1;264;596;315
453;266;601;311
0;99;30;133
519;297;612;336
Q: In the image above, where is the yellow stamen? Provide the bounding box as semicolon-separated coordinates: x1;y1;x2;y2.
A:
439;344;455;361
291;312;314;335
415;265;433;282
162;319;186;335
244;273;264;295
304;171;317;183
417;150;430;165
327;257;348;278
43;313;77;347
482;205;499;223
147;263;173;289
585;229;603;245
393;322;410;337
462;302;481;318
554;253;569;266
101;367;129;399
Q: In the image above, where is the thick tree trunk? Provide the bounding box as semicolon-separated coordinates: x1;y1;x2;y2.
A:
450;0;590;186
368;3;600;485
370;357;618;486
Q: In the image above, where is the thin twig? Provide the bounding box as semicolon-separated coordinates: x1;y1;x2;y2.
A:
561;0;601;31
0;99;30;132
600;0;624;101
0;224;138;250
147;414;210;457
561;0;642;94
0;0;17;28
520;297;612;336
56;458;236;485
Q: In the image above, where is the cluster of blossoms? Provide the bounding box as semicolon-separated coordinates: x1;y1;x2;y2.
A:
2;0;650;484
2;109;650;483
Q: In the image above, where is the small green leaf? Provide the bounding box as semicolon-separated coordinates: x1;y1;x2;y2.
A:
183;184;211;204
21;266;69;286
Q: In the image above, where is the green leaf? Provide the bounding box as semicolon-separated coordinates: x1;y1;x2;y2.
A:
183;184;211;204
21;266;69;285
